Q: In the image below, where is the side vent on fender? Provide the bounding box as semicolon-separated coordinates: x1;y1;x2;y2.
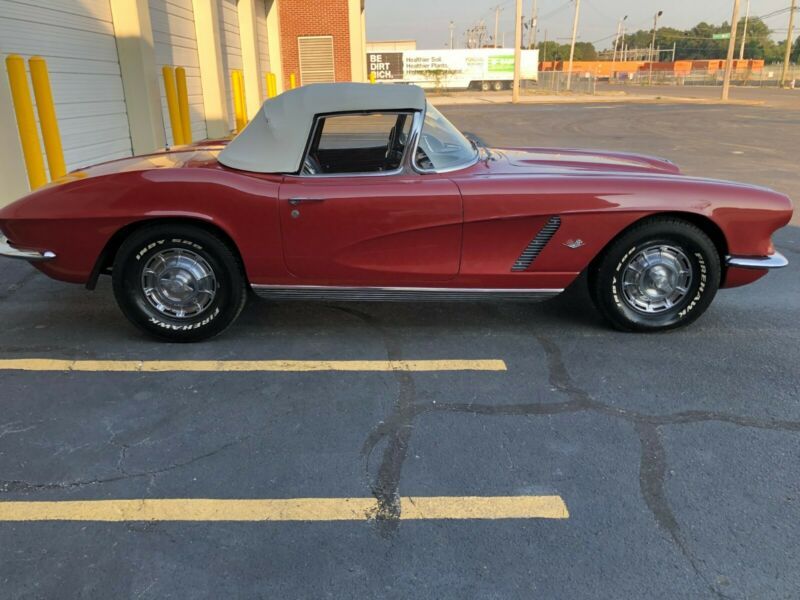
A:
511;216;562;272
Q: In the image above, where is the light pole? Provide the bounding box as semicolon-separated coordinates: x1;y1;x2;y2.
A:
449;21;455;49
493;5;503;48
721;0;741;100
739;0;750;60
781;0;797;87
648;10;663;86
566;0;581;91
512;0;523;102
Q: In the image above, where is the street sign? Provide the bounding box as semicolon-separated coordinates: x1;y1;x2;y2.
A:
713;32;731;40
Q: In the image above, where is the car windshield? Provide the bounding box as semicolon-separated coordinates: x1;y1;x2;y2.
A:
416;102;478;171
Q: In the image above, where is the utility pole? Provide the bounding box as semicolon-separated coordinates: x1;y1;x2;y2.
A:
566;0;581;91
529;0;537;49
781;0;797;87
542;28;548;62
611;15;627;64
721;0;741;100
513;0;523;102
739;0;750;60
449;21;455;49
648;10;663;85
493;5;503;48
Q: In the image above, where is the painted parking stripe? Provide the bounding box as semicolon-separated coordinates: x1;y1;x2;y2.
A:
0;496;568;521
0;359;507;372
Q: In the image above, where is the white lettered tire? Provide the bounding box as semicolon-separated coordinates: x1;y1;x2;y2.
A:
112;224;247;342
589;218;721;332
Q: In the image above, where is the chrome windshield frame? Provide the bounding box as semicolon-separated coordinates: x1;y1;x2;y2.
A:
409;103;480;175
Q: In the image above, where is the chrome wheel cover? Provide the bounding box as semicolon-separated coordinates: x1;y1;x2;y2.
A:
141;249;217;319
620;245;693;314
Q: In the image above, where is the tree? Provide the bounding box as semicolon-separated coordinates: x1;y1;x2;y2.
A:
617;17;783;62
792;35;800;63
536;41;597;62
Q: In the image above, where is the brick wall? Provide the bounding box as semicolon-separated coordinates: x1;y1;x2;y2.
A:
278;0;353;89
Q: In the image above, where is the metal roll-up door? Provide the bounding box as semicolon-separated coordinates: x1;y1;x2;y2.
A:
0;0;133;172
218;0;242;132
149;0;208;144
256;0;270;85
298;36;335;85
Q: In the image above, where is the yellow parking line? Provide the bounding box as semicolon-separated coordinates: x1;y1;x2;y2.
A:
0;359;507;372
0;496;568;521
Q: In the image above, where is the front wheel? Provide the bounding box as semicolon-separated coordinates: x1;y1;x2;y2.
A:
589;218;721;332
112;224;247;342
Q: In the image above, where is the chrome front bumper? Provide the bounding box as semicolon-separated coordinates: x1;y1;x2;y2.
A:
0;235;56;262
726;251;788;270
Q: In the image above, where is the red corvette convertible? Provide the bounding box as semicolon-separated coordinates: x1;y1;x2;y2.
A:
0;83;792;341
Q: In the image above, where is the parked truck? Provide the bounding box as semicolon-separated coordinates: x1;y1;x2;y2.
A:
367;49;539;91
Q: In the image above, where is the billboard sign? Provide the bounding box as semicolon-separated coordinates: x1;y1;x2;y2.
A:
367;49;539;89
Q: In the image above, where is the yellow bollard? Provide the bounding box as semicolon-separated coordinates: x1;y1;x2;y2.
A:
175;67;192;144
289;73;297;89
265;72;277;98
270;72;278;97
5;55;47;189
237;70;248;126
29;57;66;180
369;71;376;84
161;66;185;146
231;70;247;132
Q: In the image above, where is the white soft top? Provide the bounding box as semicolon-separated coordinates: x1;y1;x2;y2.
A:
217;82;426;174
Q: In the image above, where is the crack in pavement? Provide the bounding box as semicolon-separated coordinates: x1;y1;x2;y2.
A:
342;323;798;597
0;436;249;495
331;306;417;537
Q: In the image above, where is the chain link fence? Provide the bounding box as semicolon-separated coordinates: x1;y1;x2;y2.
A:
525;72;597;95
611;65;800;88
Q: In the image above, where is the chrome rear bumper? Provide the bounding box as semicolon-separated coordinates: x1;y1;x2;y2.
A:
0;235;56;262
726;252;788;270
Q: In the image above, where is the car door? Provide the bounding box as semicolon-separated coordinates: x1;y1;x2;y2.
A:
278;112;462;283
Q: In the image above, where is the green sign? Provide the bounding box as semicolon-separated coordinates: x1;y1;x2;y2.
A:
488;55;514;72
712;32;731;40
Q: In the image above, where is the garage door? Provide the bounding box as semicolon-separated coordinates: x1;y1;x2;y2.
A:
149;0;208;144
0;0;133;173
298;36;335;85
218;0;242;132
255;0;270;97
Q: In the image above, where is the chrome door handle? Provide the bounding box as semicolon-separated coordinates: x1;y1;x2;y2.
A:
288;197;325;206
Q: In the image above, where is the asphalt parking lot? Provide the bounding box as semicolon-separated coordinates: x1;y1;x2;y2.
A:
1;97;799;598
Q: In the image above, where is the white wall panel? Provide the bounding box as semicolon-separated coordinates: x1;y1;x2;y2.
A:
218;0;241;131
256;0;270;83
0;0;133;172
149;0;207;144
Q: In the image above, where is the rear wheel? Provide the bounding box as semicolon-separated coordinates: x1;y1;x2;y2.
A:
589;218;721;332
112;224;247;342
492;80;505;91
480;80;492;92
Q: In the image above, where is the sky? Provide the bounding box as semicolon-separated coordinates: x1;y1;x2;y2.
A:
366;0;796;50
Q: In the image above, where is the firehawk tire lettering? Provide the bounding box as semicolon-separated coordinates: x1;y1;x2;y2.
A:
113;225;247;342
589;218;721;332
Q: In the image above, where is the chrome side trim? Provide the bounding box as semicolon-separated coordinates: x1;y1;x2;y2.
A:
511;216;562;272
0;236;55;262
251;284;563;302
726;252;788;270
